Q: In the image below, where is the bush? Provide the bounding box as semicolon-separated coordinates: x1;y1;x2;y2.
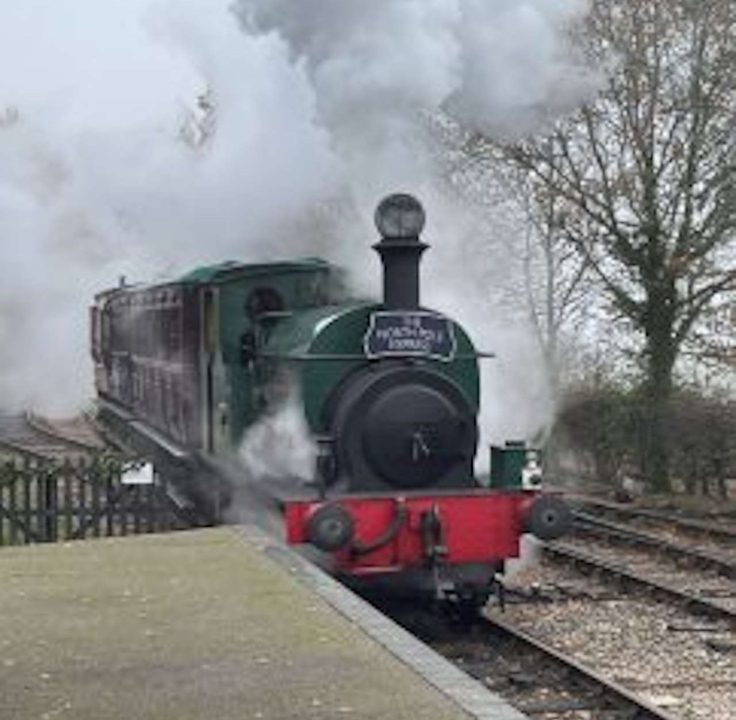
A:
552;385;736;498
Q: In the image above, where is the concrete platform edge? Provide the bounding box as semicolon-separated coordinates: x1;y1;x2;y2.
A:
235;525;529;720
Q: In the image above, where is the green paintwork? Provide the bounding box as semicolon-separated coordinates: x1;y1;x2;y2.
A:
170;255;481;453
261;303;481;433
489;443;537;489
202;261;332;446
178;258;329;285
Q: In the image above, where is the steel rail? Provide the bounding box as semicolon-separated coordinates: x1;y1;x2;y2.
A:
572;511;736;578
381;597;682;719
483;613;682;720
572;497;736;544
544;541;736;627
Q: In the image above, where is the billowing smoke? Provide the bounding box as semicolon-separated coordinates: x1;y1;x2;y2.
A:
238;379;316;485
236;0;595;449
0;0;594;446
0;0;334;412
504;535;543;582
228;377;317;530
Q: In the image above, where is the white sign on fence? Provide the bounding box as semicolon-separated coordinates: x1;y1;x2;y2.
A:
121;463;155;486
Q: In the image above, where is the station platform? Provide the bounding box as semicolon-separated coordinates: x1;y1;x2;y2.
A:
0;527;527;720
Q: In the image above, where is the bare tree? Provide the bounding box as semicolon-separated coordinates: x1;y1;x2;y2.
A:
518;172;592;400
682;286;736;375
491;0;736;491
429;114;592;401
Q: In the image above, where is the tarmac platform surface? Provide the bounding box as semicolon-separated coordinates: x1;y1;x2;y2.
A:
0;527;528;720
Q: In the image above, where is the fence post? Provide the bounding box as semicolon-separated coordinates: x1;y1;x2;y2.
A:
77;456;87;540
90;457;101;538
45;468;58;543
0;462;5;546
8;460;18;545
23;458;33;543
62;458;73;540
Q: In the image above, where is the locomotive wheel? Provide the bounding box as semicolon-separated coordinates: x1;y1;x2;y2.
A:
307;503;355;552
528;495;572;540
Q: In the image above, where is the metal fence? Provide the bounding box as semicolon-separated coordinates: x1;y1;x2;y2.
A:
0;455;190;546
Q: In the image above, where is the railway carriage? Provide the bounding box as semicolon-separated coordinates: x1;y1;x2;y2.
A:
91;194;570;609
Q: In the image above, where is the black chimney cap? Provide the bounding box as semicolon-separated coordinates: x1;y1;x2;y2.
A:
374;193;426;240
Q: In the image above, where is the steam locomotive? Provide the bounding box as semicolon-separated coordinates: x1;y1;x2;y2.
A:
91;194;570;609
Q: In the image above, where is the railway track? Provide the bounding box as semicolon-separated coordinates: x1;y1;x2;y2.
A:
361;496;736;718
571;496;736;546
491;531;736;720
544;540;736;624
482;613;682;720
379;600;683;720
372;511;736;720
572;511;736;577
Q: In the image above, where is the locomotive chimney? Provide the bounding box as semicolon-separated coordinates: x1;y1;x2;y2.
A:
373;193;427;310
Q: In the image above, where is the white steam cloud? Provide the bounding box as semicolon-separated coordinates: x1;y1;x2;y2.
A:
237;0;595;447
0;0;594;445
0;0;334;412
239;386;316;485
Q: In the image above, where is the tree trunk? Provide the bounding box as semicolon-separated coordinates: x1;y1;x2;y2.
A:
641;292;676;494
682;444;697;495
713;455;727;501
